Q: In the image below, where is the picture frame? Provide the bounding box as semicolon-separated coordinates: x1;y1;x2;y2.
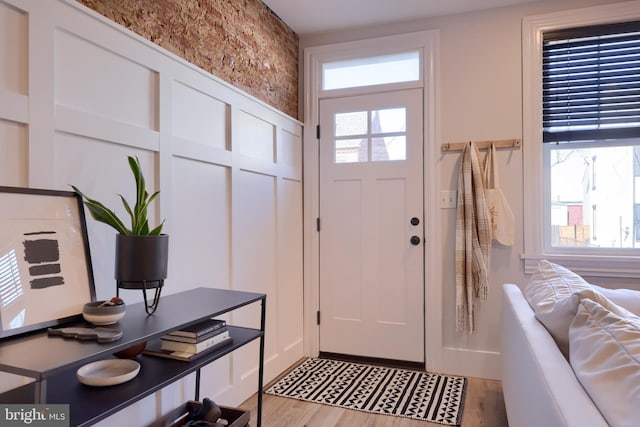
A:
0;186;96;339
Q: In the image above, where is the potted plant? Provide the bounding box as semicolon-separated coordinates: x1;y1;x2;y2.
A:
72;156;168;314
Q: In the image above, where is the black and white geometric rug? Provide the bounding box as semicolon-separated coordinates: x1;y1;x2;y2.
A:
265;358;467;425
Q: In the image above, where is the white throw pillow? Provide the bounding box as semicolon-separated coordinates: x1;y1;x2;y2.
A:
591;284;640;316
570;298;640;427
523;260;632;358
524;260;591;308
524;260;592;356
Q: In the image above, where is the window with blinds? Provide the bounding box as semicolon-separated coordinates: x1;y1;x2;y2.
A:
543;22;640;143
541;22;640;250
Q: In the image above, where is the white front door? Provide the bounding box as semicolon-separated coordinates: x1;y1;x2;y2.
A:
319;88;424;362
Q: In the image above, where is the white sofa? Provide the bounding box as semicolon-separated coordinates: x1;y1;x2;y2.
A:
501;260;640;427
501;283;607;427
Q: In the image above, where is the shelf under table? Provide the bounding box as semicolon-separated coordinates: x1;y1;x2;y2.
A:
0;326;262;426
0;287;267;427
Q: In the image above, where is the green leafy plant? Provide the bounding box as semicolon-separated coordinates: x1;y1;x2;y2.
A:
72;156;164;236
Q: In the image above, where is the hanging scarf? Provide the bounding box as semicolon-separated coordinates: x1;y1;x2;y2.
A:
455;142;492;333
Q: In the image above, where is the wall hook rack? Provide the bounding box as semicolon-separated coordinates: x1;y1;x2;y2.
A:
441;138;521;152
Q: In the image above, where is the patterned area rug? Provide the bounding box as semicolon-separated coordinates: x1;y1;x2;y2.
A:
265;358;467;425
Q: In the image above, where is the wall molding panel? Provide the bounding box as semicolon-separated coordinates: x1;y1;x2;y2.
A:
0;0;303;424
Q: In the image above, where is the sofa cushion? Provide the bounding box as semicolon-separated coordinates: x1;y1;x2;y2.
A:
524;260;591;355
523;260;632;358
591;284;640;316
524;260;590;305
570;298;640;427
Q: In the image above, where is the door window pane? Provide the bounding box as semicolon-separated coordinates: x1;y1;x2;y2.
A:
373;108;406;133
335;111;367;137
336;139;367;163
372;136;406;162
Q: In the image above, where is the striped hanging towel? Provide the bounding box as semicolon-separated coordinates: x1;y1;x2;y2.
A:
455;142;492;333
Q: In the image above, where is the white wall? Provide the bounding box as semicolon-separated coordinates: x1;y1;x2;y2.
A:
0;0;303;424
300;0;633;380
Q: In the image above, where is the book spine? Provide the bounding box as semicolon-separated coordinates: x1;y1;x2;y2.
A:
169;321;226;338
161;331;230;353
144;336;233;362
161;326;228;343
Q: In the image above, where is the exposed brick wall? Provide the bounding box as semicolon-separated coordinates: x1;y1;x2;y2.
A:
77;0;299;119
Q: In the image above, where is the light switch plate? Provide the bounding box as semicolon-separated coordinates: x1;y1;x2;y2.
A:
440;190;457;209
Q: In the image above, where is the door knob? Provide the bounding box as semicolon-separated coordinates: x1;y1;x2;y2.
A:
410;217;420;226
410;236;421;245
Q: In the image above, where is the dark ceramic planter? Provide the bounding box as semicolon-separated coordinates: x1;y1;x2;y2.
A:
115;234;169;314
115;234;168;284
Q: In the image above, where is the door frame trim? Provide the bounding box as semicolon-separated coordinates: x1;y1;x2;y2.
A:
302;30;443;372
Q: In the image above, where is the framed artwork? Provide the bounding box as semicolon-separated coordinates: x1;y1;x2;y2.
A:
0;186;96;339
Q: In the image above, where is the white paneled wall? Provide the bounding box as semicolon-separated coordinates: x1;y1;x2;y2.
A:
0;1;28;187
0;0;303;423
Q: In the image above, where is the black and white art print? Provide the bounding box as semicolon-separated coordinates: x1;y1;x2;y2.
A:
0;186;95;339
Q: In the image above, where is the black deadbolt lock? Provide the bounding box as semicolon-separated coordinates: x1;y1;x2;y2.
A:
410;236;421;245
410;217;420;226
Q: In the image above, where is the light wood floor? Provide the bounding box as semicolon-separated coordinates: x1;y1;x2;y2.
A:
240;366;508;427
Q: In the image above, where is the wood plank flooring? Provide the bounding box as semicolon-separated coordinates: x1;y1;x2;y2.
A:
240;364;509;427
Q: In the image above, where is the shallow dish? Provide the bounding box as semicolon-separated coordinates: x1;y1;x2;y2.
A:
83;300;126;325
77;359;140;387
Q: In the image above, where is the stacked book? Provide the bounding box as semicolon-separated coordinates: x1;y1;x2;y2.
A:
143;318;232;362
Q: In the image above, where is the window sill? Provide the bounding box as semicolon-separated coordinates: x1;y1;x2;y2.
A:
522;254;640;278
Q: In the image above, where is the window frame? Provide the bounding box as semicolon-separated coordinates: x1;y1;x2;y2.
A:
522;1;640;278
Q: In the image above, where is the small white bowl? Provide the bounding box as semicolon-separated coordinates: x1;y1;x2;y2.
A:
82;301;126;325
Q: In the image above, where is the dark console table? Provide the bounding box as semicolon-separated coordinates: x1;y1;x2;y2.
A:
0;287;266;427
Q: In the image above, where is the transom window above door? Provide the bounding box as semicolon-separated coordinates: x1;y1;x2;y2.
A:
334;107;407;163
322;50;420;91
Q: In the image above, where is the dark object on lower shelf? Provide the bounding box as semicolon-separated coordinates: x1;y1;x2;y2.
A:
184;398;221;425
152;400;249;427
113;341;147;359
